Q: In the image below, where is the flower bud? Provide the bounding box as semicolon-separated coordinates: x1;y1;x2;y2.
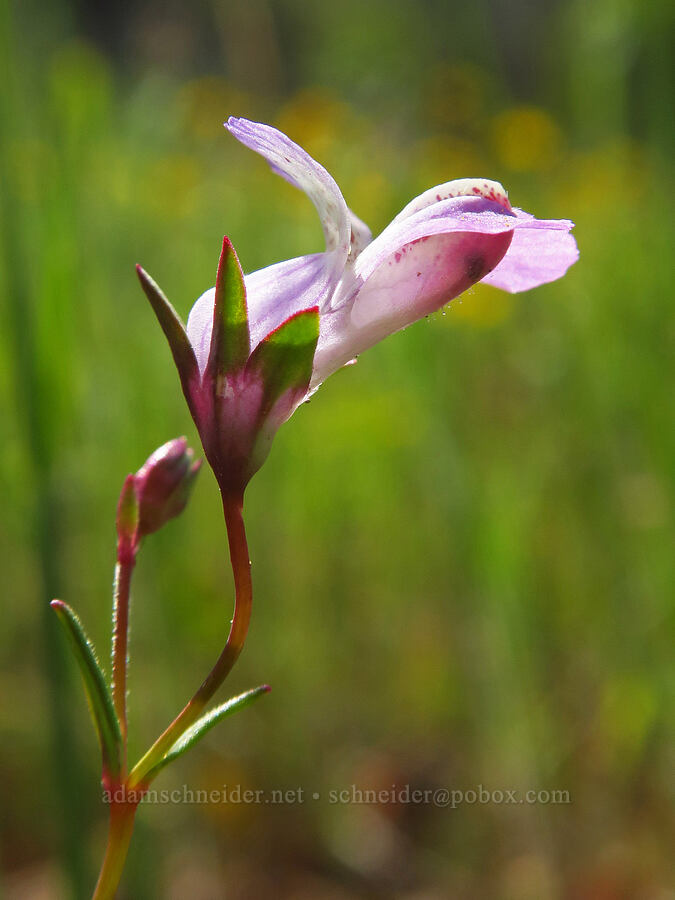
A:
133;437;201;538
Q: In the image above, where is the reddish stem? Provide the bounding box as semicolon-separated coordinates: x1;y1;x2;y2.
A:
91;796;138;900
128;490;251;787
111;553;135;764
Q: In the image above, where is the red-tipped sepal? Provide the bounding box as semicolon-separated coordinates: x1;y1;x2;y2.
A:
246;306;320;422
240;306;320;481
205;237;250;380
136;265;200;411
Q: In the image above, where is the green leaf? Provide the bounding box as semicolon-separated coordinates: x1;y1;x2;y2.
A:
136;265;199;398
246;307;319;418
51;600;122;778
144;685;270;783
205;236;250;378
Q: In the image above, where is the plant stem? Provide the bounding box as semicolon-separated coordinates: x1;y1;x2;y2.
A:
127;490;251;787
92;800;138;900
111;556;135;760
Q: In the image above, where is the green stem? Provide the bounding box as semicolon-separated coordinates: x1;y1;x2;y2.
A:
111;556;135;763
91;800;138;900
127;490;251;787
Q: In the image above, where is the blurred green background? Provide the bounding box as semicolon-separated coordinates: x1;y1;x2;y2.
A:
1;0;673;897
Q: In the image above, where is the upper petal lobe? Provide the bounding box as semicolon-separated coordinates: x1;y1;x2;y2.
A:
225;117;351;289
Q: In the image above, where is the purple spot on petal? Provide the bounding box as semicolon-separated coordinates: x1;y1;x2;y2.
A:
466;254;486;281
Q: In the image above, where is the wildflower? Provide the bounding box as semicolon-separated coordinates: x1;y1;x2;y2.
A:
138;118;578;494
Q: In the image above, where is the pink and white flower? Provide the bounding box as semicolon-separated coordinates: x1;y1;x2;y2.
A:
138;117;578;493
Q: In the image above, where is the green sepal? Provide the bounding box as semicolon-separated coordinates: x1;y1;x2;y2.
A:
116;473;139;547
50;600;122;778
205;236;250;378
136;265;199;397
245;307;319;417
143;685;270;783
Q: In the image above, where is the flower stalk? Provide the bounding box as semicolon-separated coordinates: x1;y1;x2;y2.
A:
91;799;138;900
128;489;252;788
111;556;134;755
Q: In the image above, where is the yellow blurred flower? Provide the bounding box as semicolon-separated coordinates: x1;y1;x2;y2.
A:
492;106;563;172
448;282;514;327
348;171;391;230
276;88;353;159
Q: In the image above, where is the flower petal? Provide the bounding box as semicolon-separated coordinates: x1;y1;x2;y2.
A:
340;196;573;296
225;117;351;285
245;254;328;348
312;228;513;386
392;178;512;222
186;286;216;376
312;196;576;386
348;208;373;257
480;211;579;292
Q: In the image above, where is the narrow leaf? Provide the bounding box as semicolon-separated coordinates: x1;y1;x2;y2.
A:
136;265;199;396
205;236;250;378
51;600;122;778
245;307;319;418
144;685;270;782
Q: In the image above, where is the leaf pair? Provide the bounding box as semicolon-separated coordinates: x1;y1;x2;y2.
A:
51;600;268;785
